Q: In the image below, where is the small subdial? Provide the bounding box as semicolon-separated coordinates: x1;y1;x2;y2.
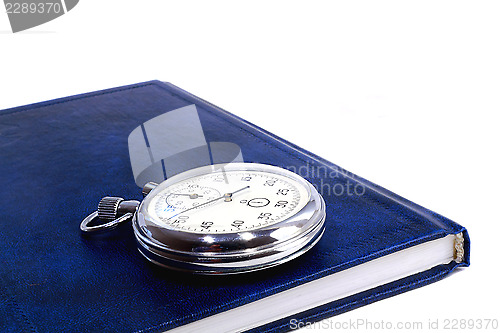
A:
166;186;220;210
246;198;270;208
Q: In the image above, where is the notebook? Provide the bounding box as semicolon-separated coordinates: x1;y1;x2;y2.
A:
0;80;470;332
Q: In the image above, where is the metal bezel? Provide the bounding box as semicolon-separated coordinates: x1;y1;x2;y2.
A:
132;163;326;274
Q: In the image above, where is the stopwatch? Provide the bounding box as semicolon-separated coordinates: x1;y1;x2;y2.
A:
81;163;326;274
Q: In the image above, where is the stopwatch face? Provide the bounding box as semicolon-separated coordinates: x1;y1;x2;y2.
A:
147;169;310;234
133;163;326;274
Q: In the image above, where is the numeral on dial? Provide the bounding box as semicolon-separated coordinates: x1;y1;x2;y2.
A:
258;213;272;220
264;179;277;186
276;189;289;195
201;221;213;229
231;220;245;228
163;204;176;212
172;215;189;224
275;200;288;208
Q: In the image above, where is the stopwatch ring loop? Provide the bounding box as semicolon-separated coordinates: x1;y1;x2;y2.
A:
80;211;133;233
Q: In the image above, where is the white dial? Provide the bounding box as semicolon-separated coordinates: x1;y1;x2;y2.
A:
148;169;310;233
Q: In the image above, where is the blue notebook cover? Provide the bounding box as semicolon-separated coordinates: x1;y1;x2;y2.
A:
0;81;470;332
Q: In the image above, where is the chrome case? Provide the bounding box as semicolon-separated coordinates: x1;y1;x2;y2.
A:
132;163;326;274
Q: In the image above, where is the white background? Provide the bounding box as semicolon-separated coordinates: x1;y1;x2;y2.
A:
1;1;498;332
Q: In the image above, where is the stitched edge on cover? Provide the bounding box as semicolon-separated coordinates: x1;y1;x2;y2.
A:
0;82;156;116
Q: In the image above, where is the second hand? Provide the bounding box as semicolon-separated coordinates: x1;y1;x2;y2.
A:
170;186;250;218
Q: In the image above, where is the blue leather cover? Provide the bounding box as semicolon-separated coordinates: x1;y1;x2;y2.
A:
0;81;470;332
